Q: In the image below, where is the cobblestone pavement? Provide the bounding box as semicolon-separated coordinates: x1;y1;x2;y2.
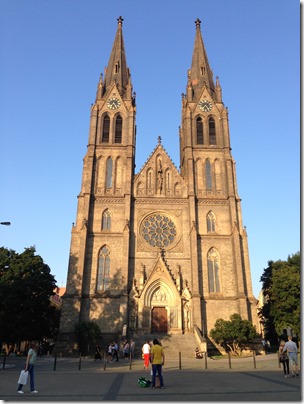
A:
0;354;301;401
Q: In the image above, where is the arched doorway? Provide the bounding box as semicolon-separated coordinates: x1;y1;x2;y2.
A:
151;306;167;333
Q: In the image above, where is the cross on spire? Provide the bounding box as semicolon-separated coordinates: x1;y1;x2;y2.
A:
195;18;201;29
117;16;123;26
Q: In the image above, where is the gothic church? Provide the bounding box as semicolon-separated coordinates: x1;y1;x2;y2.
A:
58;17;258;351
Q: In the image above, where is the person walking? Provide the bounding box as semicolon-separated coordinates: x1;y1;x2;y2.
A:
279;340;290;378
112;341;119;362
150;338;165;389
17;341;39;394
282;336;299;377
142;340;151;370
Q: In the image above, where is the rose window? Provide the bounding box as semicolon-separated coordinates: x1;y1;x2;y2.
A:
141;214;177;248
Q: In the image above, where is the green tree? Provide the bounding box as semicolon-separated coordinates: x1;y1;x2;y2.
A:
209;313;258;356
75;321;102;355
0;246;59;346
259;252;300;341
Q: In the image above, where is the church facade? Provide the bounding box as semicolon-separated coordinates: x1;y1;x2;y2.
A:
58;17;258;350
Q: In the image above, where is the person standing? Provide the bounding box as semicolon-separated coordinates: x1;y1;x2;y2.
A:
142;341;151;370
123;341;130;358
279;340;290;378
130;339;135;358
150;338;165;389
282;336;299;377
17;341;39;394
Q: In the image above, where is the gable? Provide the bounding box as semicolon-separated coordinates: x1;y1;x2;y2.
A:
133;143;186;198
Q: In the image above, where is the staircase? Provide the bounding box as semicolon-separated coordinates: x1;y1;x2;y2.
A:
131;333;199;359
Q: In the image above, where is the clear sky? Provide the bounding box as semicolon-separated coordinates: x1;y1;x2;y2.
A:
0;0;300;298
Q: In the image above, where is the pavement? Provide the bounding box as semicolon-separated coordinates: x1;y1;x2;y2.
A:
0;353;301;401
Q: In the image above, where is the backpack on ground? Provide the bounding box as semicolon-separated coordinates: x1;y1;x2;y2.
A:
138;377;151;388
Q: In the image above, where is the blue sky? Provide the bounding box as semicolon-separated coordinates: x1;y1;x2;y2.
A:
0;0;300;298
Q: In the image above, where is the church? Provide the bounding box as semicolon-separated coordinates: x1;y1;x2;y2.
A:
58;16;258;352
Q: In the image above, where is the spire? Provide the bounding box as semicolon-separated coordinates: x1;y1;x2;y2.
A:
103;16;130;98
188;18;214;101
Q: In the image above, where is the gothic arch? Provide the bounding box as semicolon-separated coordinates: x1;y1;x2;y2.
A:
144;278;177;307
136;257;183;333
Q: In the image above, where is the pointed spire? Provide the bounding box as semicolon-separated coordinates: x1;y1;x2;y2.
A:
188;18;214;101
103;16;130;98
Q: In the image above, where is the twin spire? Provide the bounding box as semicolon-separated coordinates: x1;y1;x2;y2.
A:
101;16;130;99
100;17;220;103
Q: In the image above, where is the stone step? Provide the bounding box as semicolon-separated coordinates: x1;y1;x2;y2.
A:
131;333;198;359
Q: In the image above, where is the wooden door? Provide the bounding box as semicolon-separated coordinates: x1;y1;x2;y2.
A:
151;307;167;333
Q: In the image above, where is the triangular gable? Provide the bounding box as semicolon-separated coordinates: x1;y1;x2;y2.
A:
140;254;180;307
134;139;186;197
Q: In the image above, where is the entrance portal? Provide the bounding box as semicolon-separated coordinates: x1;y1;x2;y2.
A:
151;307;167;333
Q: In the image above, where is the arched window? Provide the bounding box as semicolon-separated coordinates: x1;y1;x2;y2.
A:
209;117;216;145
196;117;204;145
97;246;110;291
106;157;113;189
114;115;122;143
205;159;212;190
166;169;171;191
102;209;111;230
207;211;216;232
102;115;110;143
207;248;220;293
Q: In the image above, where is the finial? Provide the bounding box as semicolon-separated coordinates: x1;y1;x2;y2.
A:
195;18;201;29
158;135;162;144
117;16;124;26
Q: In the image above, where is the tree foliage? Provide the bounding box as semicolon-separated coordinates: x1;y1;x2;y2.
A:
209;313;258;356
75;321;102;355
0;246;59;345
259;252;300;341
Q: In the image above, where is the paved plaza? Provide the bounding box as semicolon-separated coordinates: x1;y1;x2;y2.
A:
0;353;301;401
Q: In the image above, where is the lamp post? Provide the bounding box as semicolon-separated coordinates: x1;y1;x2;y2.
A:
0;222;11;225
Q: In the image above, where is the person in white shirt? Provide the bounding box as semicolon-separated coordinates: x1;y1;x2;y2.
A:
142;341;151;370
282;336;299;377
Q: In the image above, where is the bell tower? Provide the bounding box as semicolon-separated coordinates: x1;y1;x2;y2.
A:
58;17;136;351
180;18;257;334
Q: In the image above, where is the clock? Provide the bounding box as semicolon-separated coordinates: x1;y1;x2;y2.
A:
107;97;121;110
198;99;212;112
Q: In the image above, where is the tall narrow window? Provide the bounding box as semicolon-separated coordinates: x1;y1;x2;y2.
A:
207;248;220;293
106;157;113;189
207;211;216;232
166;170;171;191
205;159;212;190
115;115;122;143
209;117;216;145
102;115;110;143
102;209;111;230
196;117;204;145
97;246;110;291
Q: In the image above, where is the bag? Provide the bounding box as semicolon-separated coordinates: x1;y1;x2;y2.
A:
18;370;28;385
138;377;151;388
280;353;288;362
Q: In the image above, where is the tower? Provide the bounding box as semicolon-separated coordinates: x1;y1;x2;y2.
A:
58;17;257;353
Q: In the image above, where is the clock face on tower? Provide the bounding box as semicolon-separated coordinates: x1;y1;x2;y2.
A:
198;99;212;112
107;97;121;110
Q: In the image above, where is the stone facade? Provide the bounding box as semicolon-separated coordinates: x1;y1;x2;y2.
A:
57;17;258;353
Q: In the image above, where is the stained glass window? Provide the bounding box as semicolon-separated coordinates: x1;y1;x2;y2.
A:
141;214;177;248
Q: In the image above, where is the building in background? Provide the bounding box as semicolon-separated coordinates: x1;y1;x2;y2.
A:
57;17;258;353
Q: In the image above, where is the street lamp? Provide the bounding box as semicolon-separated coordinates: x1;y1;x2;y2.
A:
0;222;11;225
